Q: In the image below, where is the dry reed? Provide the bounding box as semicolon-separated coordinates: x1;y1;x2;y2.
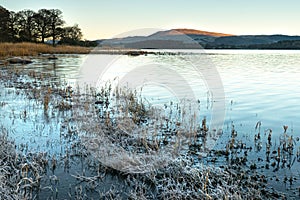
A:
0;42;91;58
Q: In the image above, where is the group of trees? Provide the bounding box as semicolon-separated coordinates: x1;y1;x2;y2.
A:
0;6;85;46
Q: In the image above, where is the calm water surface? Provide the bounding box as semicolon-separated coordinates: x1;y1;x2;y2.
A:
1;50;300;198
79;50;300;136
14;50;300;142
77;50;300;196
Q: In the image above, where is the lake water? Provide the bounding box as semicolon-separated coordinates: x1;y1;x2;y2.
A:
8;50;300;134
64;50;300;196
4;50;299;155
1;50;300;198
77;49;300;136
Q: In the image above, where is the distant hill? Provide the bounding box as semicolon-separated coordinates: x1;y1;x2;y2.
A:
99;28;233;49
98;28;300;49
150;29;233;37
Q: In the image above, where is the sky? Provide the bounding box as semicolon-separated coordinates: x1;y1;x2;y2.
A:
1;0;300;40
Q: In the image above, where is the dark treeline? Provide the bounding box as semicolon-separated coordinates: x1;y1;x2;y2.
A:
245;40;300;49
0;6;97;46
204;40;300;49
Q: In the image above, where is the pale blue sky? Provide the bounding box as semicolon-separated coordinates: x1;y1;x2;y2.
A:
1;0;300;40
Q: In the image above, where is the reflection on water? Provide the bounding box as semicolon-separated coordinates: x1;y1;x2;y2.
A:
16;51;300;136
5;51;300;141
212;50;300;134
77;50;300;136
23;54;86;84
78;50;300;196
1;51;300;198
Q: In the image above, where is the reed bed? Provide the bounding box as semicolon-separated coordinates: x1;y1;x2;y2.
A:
69;84;283;199
0;61;296;199
0;42;91;58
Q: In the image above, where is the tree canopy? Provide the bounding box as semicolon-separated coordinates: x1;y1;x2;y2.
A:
0;6;85;46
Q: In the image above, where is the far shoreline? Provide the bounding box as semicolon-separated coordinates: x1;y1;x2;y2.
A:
1;42;300;61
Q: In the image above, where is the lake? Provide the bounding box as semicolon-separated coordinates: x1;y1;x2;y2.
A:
1;50;300;199
77;49;300;135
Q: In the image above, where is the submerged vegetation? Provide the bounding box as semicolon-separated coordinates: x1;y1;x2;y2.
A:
0;59;299;199
0;130;48;200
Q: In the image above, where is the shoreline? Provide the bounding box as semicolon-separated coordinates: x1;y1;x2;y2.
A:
2;42;300;60
0;42;92;59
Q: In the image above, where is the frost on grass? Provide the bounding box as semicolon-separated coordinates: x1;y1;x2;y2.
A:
152;158;267;199
0;128;47;200
73;85;278;199
0;65;285;199
75;84;207;173
0;129;21;200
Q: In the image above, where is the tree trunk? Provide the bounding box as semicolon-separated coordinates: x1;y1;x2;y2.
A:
52;35;55;46
41;33;45;43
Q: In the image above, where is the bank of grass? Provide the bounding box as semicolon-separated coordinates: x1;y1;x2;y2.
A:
0;42;92;58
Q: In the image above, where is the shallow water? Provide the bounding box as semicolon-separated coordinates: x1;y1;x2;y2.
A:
11;51;300;134
1;50;300;198
5;51;300;139
78;50;300;136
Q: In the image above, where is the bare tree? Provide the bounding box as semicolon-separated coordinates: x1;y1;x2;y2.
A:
34;9;51;43
16;9;37;42
48;9;64;46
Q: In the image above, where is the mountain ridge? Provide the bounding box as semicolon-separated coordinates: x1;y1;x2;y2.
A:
98;28;300;49
150;28;234;37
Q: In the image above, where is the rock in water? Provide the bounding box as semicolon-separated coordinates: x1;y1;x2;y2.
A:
6;57;32;64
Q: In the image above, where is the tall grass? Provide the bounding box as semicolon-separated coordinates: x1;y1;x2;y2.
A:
0;42;91;58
